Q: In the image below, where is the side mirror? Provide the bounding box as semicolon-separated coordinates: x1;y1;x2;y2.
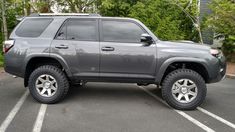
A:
140;33;153;45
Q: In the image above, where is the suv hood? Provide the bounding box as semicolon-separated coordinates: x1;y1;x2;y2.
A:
160;40;211;51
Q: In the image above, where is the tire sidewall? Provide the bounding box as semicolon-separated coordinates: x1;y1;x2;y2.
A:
163;70;207;110
29;66;67;103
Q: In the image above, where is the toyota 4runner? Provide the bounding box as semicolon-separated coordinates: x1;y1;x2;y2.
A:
3;13;226;110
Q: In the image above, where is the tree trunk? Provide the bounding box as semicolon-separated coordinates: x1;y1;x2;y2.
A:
197;0;203;44
1;0;8;40
23;0;30;16
198;26;203;44
23;0;28;16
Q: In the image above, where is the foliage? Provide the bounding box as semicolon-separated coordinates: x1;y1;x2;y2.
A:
30;0;51;13
205;0;235;61
129;0;185;40
206;0;235;36
98;0;137;17
51;0;98;13
0;54;3;67
222;36;235;62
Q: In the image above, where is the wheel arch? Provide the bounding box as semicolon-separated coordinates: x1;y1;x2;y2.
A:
23;54;72;87
155;57;210;84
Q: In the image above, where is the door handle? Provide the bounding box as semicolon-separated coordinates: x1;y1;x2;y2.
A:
101;47;115;51
55;44;68;49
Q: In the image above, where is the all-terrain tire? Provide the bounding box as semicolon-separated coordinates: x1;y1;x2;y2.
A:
162;69;207;110
28;65;69;104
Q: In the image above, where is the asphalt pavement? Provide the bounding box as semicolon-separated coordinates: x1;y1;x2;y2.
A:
0;72;235;132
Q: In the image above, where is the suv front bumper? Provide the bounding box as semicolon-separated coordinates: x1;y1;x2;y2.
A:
208;55;227;83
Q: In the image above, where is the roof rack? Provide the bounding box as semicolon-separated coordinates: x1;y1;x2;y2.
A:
29;13;101;17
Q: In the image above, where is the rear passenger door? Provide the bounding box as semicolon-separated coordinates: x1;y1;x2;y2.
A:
51;18;100;78
99;19;157;79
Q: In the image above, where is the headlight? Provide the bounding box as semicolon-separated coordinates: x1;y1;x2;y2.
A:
210;49;222;58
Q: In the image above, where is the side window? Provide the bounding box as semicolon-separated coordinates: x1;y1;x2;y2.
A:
56;23;67;40
15;18;53;37
56;19;97;41
102;20;146;43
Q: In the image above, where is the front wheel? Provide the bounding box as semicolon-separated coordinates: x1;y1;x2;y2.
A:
28;65;69;104
162;69;207;110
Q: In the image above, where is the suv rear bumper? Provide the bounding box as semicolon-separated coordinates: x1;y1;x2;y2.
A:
4;54;24;78
4;64;24;78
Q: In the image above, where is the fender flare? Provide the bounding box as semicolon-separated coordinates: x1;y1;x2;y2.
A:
23;53;72;78
49;53;73;77
155;57;209;84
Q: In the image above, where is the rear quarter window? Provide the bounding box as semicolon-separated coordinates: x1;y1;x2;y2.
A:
15;18;53;37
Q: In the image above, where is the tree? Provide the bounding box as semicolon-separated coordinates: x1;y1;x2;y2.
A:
129;0;200;41
0;0;24;53
206;0;235;36
1;0;8;40
98;0;138;17
52;0;98;13
30;0;51;13
205;0;235;61
174;0;203;43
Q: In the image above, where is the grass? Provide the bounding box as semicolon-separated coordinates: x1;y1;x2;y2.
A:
0;54;3;67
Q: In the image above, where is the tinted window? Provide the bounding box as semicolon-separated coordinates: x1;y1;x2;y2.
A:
102;20;145;43
15;18;53;37
56;23;67;40
60;19;97;41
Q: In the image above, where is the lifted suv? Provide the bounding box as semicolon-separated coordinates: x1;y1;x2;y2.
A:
3;13;226;110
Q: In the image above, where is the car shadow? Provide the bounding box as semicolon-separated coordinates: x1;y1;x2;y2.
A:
62;82;165;106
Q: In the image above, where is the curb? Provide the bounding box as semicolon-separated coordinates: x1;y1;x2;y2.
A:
226;74;235;79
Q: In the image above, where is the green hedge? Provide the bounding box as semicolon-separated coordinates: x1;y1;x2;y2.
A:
0;56;3;67
0;54;3;67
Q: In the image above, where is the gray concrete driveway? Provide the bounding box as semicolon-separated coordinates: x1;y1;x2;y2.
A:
0;72;235;132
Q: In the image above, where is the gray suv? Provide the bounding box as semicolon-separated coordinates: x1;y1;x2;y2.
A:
3;13;226;110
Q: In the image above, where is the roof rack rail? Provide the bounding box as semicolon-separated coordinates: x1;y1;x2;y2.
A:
29;13;101;17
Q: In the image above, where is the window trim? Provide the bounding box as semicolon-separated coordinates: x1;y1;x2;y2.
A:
100;19;149;44
54;18;99;42
54;19;68;40
15;18;53;38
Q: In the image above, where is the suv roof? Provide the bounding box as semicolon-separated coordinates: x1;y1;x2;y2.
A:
29;13;101;17
24;13;141;23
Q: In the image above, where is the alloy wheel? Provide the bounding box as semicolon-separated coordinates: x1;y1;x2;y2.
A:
171;79;198;103
35;74;58;97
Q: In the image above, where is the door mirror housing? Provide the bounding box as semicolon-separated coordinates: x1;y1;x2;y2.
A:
140;33;153;45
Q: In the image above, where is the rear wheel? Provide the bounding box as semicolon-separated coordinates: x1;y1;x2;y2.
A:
162;69;207;110
28;65;69;104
